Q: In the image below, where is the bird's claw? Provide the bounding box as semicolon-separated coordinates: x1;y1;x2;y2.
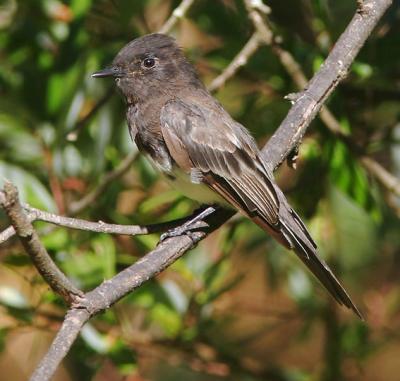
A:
160;223;200;242
160;205;216;242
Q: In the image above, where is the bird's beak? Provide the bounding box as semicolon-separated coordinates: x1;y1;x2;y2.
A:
91;66;126;78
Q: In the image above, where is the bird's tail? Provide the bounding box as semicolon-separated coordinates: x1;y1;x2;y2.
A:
252;197;362;319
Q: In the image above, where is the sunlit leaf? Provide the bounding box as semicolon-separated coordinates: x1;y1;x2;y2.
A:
0;161;56;211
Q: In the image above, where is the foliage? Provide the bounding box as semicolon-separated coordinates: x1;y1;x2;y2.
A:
0;0;400;380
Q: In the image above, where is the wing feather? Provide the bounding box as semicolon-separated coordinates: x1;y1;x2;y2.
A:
160;99;279;226
160;99;361;318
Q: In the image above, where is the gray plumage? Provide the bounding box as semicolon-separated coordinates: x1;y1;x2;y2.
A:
92;33;362;318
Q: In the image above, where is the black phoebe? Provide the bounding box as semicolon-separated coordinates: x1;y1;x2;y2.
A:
92;33;361;318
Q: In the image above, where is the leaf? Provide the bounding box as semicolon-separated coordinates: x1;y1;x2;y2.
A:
150;303;182;338
0;161;56;212
0;286;29;308
320;184;377;269
60;234;116;288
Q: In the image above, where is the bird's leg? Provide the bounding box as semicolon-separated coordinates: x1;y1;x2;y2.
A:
160;205;217;241
286;144;300;169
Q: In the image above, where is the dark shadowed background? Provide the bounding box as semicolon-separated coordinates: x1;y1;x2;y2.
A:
0;0;400;380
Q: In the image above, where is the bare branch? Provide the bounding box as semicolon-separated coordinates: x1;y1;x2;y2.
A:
30;309;90;381
245;1;400;197
31;204;207;235
158;0;196;34
29;207;234;381
19;0;393;378
361;157;400;195
208;33;262;92
1;224;28;245
0;182;83;303
260;0;393;169
0;202;209;243
244;0;273;44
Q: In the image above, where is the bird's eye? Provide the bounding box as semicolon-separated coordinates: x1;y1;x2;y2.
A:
143;57;156;68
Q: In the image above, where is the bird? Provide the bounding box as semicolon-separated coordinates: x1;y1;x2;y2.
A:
92;33;362;318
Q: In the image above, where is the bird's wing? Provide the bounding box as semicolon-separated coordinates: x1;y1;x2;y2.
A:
160;99;361;318
160;99;280;226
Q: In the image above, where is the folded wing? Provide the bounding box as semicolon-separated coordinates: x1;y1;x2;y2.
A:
160;99;361;318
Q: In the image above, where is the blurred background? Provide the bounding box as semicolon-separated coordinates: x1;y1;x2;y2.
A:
1;0;400;380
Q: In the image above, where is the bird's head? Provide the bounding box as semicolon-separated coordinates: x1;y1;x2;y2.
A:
92;33;202;103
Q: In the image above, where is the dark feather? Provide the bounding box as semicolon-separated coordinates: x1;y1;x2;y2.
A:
93;32;361;317
160;98;362;318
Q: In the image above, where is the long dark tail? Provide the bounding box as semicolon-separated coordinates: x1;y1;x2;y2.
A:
253;197;362;319
281;208;362;318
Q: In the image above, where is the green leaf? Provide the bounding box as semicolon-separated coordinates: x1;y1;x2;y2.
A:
60;235;116;288
150;303;182;338
0;161;56;212
324;185;377;269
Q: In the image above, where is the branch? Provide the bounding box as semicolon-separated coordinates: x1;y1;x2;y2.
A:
29;207;234;381
20;0;393;379
244;0;400;197
67;150;138;215
208;33;262;92
158;0;196;34
0;201;210;244
30;309;90;381
259;0;393;169
360;157;400;195
0;182;83;303
0;224;23;244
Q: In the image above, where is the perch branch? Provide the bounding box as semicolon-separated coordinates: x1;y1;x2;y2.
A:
0;202;210;244
260;0;393;169
30;309;90;381
9;0;391;379
245;0;400;196
29;207;234;381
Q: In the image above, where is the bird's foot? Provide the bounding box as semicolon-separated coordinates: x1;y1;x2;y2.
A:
160;223;199;241
160;205;217;242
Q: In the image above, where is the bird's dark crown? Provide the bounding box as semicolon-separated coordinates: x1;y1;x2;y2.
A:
92;33;204;102
113;33;179;66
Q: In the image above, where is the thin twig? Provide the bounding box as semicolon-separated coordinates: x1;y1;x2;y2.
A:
360;157;400;195
67;150;138;215
0;224;24;244
261;0;393;169
0;203;209;243
0;152;139;243
158;0;196;34
245;0;400;197
0;183;83;303
208;33;262;92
